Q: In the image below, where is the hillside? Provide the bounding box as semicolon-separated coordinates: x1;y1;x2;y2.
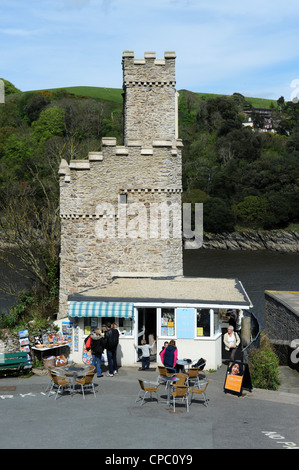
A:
0;83;298;236
32;85;277;109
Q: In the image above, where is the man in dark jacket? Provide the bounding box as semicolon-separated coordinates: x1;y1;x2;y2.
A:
90;328;106;377
105;322;119;376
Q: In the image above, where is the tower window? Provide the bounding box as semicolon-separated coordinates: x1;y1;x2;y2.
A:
119;194;127;204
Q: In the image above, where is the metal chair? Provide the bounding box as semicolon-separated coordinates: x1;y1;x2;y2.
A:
186;367;201;386
135;379;159;406
170;385;189;412
175;372;188;385
189;380;210;407
47;369;72;399
75;371;96;399
157;365;176;387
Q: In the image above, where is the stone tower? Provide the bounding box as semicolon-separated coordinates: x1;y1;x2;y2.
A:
58;51;183;319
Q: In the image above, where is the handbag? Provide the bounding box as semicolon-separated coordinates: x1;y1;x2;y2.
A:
85;335;91;350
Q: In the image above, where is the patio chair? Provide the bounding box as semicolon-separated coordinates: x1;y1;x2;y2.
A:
157;365;176;387
189;380;210;407
170;385;189;412
46;367;69;392
186;367;200;386
135;379;159;406
175;372;188;386
47;369;72;400
75;371;96;399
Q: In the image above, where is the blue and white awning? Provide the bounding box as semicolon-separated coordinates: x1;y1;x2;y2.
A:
68;301;134;318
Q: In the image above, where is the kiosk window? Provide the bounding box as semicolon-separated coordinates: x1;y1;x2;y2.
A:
196;309;210;337
84;317;132;336
160;308;175;336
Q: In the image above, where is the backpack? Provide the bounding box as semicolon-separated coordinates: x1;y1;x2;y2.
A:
194;357;206;370
106;329;119;349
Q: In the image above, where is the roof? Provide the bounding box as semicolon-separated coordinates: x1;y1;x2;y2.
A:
265;290;299;317
68;276;253;308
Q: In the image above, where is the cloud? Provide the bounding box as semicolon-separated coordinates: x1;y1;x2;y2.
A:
63;0;90;8
0;28;41;37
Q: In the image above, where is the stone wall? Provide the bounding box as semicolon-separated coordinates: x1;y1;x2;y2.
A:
265;293;299;342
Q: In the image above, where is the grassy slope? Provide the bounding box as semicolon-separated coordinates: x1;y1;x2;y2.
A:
34;86;277;109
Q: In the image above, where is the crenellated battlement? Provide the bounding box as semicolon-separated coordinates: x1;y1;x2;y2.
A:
122;50;176;86
59;137;183;182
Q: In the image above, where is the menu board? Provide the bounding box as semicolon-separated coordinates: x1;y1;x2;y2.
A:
224;361;252;396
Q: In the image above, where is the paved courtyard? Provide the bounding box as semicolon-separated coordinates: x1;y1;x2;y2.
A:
1;364;299;453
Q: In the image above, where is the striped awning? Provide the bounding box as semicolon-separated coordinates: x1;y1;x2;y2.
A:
68;301;134;318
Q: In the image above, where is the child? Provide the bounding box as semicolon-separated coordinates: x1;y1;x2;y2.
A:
133;339;155;370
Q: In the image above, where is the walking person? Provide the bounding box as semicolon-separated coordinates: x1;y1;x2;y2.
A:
105;322;119;376
90;328;106;377
223;325;240;361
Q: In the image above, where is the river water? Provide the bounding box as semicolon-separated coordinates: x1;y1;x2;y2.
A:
1;248;298;329
183;249;299;328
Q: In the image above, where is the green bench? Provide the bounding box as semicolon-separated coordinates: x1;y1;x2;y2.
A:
0;352;32;374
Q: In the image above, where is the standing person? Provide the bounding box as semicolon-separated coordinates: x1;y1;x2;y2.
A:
235;309;244;336
160;339;178;370
159;341;169;363
228;310;237;331
90;328;106;378
105;322;119;376
134;339;156;370
223;325;240;361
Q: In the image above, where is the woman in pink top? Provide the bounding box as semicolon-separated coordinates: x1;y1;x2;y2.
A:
160;339;178;369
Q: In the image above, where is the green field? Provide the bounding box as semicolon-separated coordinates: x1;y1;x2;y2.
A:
195;92;277;109
30;86;277;109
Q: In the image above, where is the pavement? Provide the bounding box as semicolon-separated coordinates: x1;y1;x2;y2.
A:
1;363;299;452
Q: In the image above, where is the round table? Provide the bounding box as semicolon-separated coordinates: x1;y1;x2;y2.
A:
161;375;179;406
176;359;192;372
54;366;90;394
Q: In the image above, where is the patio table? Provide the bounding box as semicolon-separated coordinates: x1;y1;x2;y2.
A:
176;359;192;372
160;375;179;406
53;366;90;394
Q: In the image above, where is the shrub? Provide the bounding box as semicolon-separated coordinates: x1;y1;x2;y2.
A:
248;333;280;390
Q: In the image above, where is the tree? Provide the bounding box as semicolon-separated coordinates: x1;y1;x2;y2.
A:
203;197;236;233
0;78;21;95
0;181;60;296
233;195;268;229
32;106;65;143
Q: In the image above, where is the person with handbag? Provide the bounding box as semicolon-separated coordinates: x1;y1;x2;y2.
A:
223;325;240;361
90;328;106;377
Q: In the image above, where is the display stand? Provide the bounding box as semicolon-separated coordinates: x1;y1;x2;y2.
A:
223;361;252;396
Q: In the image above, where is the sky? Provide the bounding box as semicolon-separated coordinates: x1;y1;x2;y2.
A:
1;0;299;100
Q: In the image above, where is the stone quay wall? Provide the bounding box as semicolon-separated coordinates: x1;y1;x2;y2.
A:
265;293;299;342
200;230;299;252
